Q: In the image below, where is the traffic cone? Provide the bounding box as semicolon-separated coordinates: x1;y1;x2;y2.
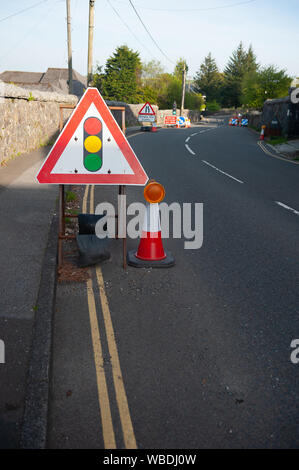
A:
151;122;158;132
260;125;266;140
127;181;175;268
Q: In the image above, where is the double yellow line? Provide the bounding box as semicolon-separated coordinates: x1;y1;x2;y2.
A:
83;185;137;449
257;140;299;165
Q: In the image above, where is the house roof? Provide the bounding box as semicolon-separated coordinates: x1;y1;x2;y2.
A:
0;68;87;97
41;68;87;96
0;70;44;84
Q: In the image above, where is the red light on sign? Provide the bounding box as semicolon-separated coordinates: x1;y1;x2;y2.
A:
84;117;102;134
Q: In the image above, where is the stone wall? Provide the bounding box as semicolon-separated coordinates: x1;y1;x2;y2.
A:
262;97;289;136
106;100;159;127
0;81;204;164
156;109;201;125
246;93;299;137
261;95;299;137
107;102;201;127
247;111;262;130
0;81;78;164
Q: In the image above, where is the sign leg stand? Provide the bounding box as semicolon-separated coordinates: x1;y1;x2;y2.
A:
118;185;127;270
123;185;127;270
58;184;65;270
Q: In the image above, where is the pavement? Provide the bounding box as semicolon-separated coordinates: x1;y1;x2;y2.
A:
0;147;58;448
268;139;299;159
47;122;299;448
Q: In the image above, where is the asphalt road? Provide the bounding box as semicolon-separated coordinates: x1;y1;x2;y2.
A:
48;122;299;449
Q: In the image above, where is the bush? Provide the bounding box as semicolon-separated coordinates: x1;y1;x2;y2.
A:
185;92;204;111
206;100;221;112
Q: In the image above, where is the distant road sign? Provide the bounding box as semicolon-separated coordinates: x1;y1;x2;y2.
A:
138;114;156;123
139;102;155;116
164;115;177;125
138;101;156;123
178;116;186;127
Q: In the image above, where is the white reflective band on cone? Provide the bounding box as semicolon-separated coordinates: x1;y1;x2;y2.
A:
142;203;161;233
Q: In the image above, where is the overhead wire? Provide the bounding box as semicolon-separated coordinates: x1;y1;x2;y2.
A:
128;0;175;65
0;1;62;63
105;0;160;62
0;0;49;24
113;0;257;12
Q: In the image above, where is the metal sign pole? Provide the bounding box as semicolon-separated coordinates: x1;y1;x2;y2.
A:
58;184;65;269
121;111;127;269
120;184;127;270
58;104;75;270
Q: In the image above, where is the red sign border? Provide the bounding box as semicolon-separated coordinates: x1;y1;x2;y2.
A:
138;101;156;116
36;88;149;185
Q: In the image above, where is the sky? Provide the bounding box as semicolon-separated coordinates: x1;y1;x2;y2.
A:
0;0;298;80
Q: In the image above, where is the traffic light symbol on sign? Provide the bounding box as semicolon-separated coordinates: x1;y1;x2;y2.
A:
83;117;103;172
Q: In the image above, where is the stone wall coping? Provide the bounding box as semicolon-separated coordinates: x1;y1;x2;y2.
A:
0;80;78;104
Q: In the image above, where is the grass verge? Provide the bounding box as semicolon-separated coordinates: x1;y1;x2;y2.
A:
267;137;288;146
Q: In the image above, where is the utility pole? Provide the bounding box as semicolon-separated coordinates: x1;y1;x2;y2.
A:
87;0;95;87
66;0;73;94
180;62;186;116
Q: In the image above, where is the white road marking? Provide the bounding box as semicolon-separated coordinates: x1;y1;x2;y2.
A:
185;144;196;155
275;201;299;216
202;160;244;184
191;132;198;137
185;136;190;142
127;132;144;139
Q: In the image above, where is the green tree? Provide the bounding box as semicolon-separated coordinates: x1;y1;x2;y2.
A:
152;73;176;108
240;71;260;108
193;53;223;102
241;66;291;108
174;58;188;80
163;75;182;107
142;60;164;82
222;42;258;107
246;44;258;73
92;64;105;92
140;85;158;104
99;45;143;103
140;60;165;105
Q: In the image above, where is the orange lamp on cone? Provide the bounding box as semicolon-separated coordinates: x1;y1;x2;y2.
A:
260;125;266;140
127;181;175;268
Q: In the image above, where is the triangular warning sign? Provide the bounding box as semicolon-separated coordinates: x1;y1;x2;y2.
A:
138;101;155;116
36;88;148;185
